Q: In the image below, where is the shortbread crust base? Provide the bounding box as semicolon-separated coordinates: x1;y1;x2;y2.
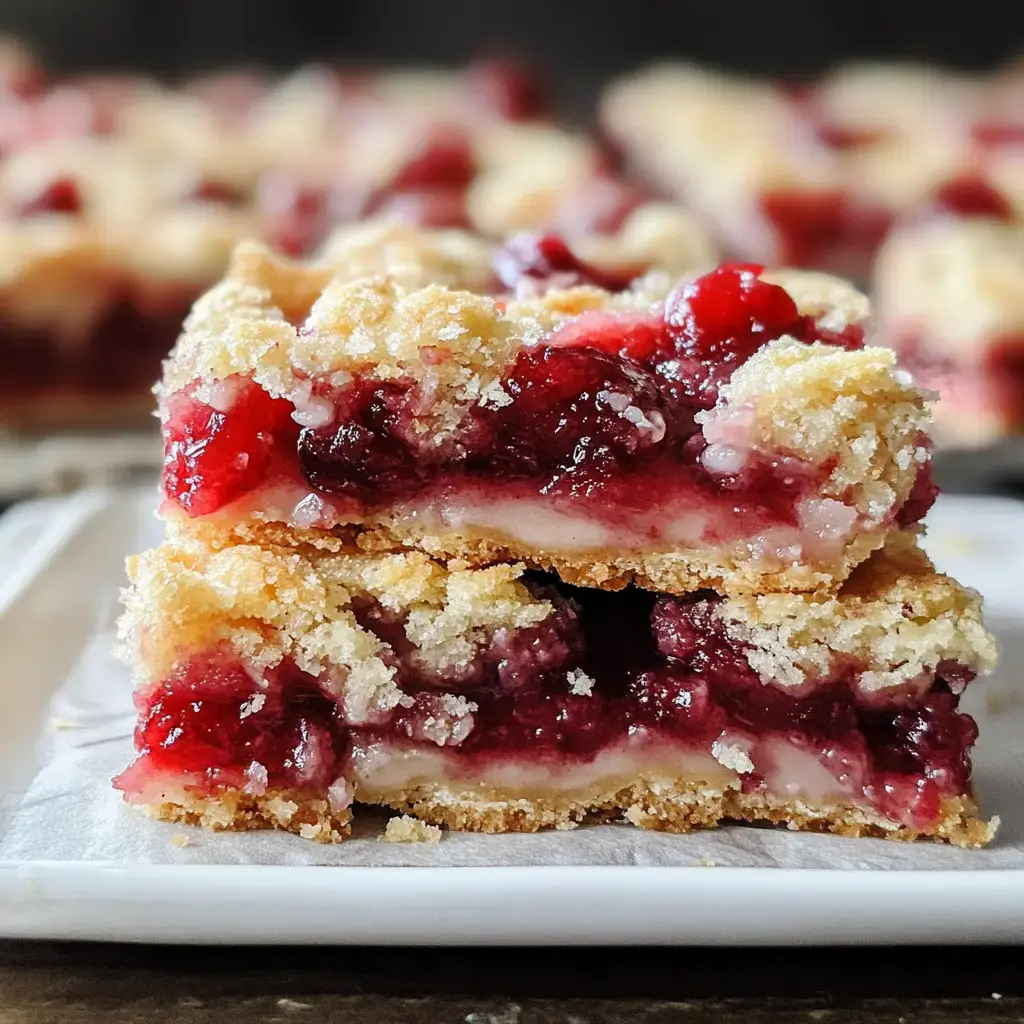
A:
139;787;352;843
366;776;996;849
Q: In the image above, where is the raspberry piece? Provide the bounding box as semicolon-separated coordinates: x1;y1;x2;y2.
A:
163;379;297;517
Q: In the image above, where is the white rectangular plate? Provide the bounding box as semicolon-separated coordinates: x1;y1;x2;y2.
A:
2;487;1024;945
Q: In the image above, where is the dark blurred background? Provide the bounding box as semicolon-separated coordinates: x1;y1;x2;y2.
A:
4;0;1024;105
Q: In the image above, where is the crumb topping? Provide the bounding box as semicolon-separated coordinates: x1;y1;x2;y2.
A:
381;814;443;843
722;533;996;691
119;532;556;718
698;338;929;526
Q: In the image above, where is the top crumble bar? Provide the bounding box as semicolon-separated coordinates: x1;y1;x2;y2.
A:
155;222;934;597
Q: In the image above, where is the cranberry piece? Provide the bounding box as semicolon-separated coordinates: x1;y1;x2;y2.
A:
664;263;801;377
626;669;722;736
389;125;475;192
186;178;247;206
258;171;330;257
548;310;672;364
896;460;938;528
123;655;342;791
163;379;298;517
369;188;470;229
14;176;82;216
494;233;639;294
297;378;424;503
971;122;1024;147
929;176;1014;221
466;346;666;495
464;58;546;121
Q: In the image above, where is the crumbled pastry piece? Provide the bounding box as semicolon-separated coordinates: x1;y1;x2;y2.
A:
381;815;443;844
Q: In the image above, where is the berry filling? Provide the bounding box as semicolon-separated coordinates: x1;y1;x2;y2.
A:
927;176;1014;222
493;233;641;293
971;122;1024;147
161;261;927;558
463;59;547;121
116;579;979;831
759;189;893;271
12;175;83;216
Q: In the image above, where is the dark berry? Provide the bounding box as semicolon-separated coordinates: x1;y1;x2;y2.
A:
930;176;1014;221
465;346;666;495
14;176;82;216
494;233;638;293
297;378;424;503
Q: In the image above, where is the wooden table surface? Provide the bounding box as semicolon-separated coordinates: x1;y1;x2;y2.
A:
1;943;1021;1022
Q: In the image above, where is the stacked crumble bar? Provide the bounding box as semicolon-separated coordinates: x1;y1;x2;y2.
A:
116;223;998;847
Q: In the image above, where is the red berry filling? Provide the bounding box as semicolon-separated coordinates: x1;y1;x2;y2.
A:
463;59;546;121
387;126;476;192
185;178;247;206
163;378;299;517
120;581;979;830
971;122;1024;147
928;176;1014;221
813;124;888;150
494;233;641;293
759;189;893;271
114;652;345;795
13;176;82;216
258;172;331;257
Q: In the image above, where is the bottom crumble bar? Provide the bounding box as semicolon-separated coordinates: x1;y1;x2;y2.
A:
114;530;997;848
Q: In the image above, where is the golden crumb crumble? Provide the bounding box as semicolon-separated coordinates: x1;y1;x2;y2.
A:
720;533;996;693
119;533;554;718
701;337;929;528
381;815;443;844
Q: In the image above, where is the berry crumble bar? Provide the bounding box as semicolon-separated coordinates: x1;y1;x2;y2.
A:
874;215;1024;447
115;224;996;848
115;530;996;847
155;232;932;596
